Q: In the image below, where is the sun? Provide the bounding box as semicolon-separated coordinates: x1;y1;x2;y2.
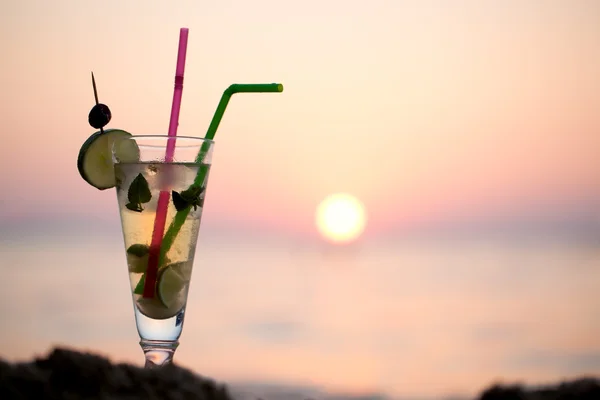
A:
316;193;367;244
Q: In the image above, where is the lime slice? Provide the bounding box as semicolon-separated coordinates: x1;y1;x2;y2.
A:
131;255;173;294
77;129;138;190
133;261;189;319
157;266;187;309
136;297;179;320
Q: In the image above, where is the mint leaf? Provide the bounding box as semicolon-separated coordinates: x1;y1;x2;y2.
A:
127;173;152;212
172;191;189;211
172;185;205;211
181;185;204;202
129;173;151;202
127;244;149;257
126;203;143;212
176;184;205;211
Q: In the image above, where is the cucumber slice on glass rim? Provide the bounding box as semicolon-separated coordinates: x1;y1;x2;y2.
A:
77;129;139;190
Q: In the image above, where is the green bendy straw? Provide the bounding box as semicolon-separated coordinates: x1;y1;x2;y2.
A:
206;83;283;141
160;83;283;257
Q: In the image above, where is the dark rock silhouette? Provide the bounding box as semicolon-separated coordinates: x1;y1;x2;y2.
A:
1;347;599;399
0;347;232;399
478;377;600;400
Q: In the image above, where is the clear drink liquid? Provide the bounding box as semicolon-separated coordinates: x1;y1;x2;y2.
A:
115;162;209;341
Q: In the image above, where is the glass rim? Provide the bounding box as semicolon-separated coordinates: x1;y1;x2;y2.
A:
120;135;215;147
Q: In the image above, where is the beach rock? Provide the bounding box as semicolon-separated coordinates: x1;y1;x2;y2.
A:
0;347;232;400
478;377;600;400
1;348;599;399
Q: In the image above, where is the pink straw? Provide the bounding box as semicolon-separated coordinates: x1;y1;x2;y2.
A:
143;28;189;298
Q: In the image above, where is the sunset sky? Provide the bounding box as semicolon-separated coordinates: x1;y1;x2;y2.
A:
0;0;598;234
1;0;599;398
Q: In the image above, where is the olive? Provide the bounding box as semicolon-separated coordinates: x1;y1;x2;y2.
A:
88;103;112;129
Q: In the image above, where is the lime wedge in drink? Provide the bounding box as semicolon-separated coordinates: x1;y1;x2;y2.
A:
136;297;176;320
157;265;187;308
135;262;189;320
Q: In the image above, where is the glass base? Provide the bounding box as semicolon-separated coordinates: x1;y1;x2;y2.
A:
140;339;179;368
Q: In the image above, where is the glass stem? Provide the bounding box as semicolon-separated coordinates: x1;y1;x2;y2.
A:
140;339;179;368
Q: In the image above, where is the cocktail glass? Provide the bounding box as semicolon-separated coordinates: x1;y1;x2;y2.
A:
112;135;214;368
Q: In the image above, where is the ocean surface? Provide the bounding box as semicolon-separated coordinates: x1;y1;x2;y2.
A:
1;216;599;399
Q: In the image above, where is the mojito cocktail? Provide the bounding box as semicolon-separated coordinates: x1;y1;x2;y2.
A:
113;135;213;366
76;25;283;371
